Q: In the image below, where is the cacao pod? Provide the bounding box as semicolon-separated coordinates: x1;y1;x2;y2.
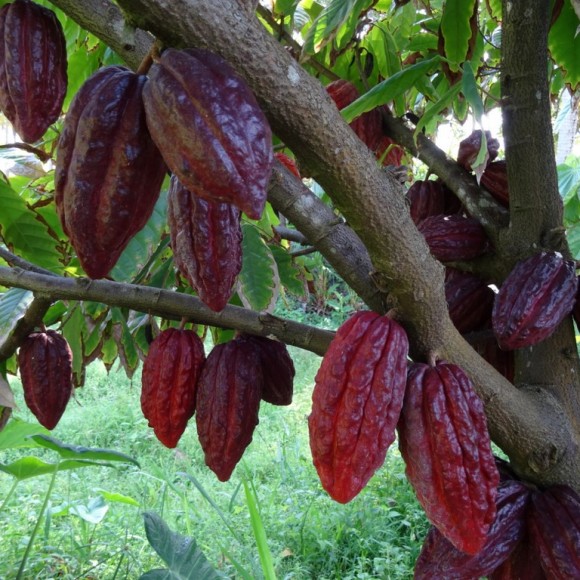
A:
444;268;494;334
143;48;273;220
406;179;446;225
481;160;509;207
374;133;404;167
238;334;295;406
474;333;515;383
55;66;167;279
168;175;242;312
489;531;547;580
0;0;67;143
398;361;499;554
414;480;530;579
457;130;499;171
309;311;409;504
492;251;578;350
196;338;263;481
18;330;73;429
527;485;580;580
574;280;580;328
418;215;489;262
141;328;206;448
275;152;301;179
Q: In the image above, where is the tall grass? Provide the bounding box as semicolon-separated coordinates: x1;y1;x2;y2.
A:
0;345;427;579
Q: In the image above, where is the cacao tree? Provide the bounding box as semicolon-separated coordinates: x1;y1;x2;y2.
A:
1;0;580;575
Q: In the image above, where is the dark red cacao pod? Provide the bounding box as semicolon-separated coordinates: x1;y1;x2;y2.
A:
398;361;499;554
18;330;73;429
457;130;499;171
492;251;578;350
474;334;515;383
143;48;273;220
406;179;446;225
309;311;409;504
195;338;263;481
168;175;242;312
274;152;301;179
55;66;166;279
0;0;67;143
481;160;509;207
489;531;547;580
414;480;531;579
141;328;206;448
374;134;404;167
573;279;580;328
418;215;489;262
527;485;580;580
444;268;494;334
238;334;295;406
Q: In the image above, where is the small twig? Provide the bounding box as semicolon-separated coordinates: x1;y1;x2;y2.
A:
290;246;317;257
0;143;51;163
0;247;58;276
273;225;309;245
137;39;162;73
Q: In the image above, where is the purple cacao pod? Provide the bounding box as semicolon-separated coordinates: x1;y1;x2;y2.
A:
481;160;509;207
457;130;500;171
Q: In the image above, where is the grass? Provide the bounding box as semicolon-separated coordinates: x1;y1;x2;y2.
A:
0;342;428;579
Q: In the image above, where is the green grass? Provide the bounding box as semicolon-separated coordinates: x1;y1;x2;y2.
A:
0;345;427;579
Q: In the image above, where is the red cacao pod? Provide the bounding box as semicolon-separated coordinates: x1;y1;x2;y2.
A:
527;485;580;580
168;175;242;312
141;328;206;448
481;160;509;207
195;338;263;481
309;311;409;504
18;330;73;429
0;0;67;143
238;334;295;406
444;268;494;334
418;215;489;262
457;130;499;171
492;251;578;350
489;531;547;580
275;152;301;179
143;48;273;220
374;134;404;167
55;66;166;279
398;361;499;554
406;179;446;225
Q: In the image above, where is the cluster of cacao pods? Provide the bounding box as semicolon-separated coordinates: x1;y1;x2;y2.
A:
140;329;295;481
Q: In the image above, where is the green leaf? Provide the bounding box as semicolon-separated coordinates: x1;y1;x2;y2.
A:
0;288;33;343
274;0;300;15
30;434;140;467
238;224;280;312
0;456;112;481
341;57;440;122
69;496;109;524
0;418;50;451
95;489;141;507
270;245;307;296
549;1;580;89
558;161;580;201
414;82;462;137
0;181;62;272
140;511;223;580
440;0;477;71
111;309;140;378
461;61;484;122
61;303;86;387
567;221;580;258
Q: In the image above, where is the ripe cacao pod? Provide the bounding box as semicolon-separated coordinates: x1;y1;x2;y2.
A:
143;48;273;220
415;480;530;579
18;329;73;429
406;179;446;225
444;268;494;334
489;531;547;580
457;130;499;171
492;251;578;350
196;338;263;481
275;152;301;179
0;0;67;143
418;215;489;262
309;311;409;504
141;328;206;448
527;485;580;580
374;133;404;167
238;334;295;406
481;160;509;207
398;361;499;554
168;175;242;312
55;66;167;279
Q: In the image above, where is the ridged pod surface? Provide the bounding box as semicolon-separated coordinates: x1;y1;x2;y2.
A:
527;485;580;580
18;330;73;429
238;334;295;406
274;152;301;178
406;180;446;225
457;130;499;171
0;0;67;143
143;48;273;220
196;338;263;481
141;328;206;448
489;531;547;580
55;66;167;279
418;215;489;262
481;160;509;207
168;176;242;312
414;480;530;579
398;362;499;554
492;251;578;350
309;311;409;504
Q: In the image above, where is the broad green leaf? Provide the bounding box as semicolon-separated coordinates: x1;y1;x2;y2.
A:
274;0;300;14
0;418;49;450
30;434;140;467
96;489;141;507
238;224;280;312
414;82;462;137
0;456;111;480
558;161;580;200
270;245;307;296
341;57;440;122
69;496;109;524
111;308;140;378
61;303;86;387
140;511;223;580
487;0;502;19
0;288;33;344
441;0;477;71
550;1;580;89
0;181;62;272
566;221;580;258
461;62;484;121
